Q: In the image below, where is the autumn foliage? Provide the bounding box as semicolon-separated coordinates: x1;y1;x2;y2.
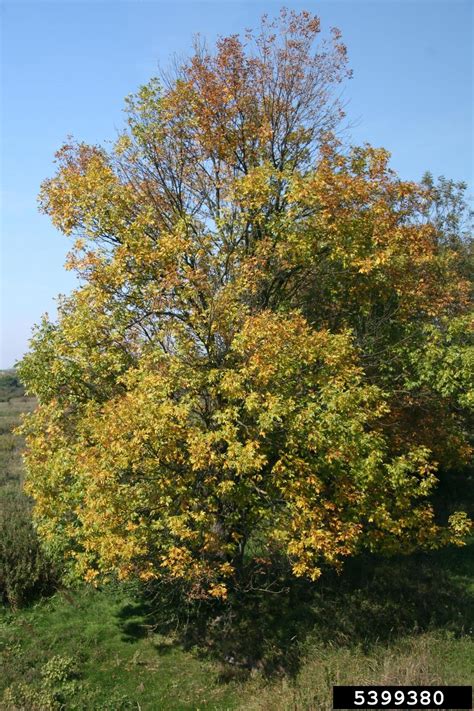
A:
19;10;472;599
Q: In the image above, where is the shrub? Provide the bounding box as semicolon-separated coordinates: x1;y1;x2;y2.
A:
2;655;79;711
0;490;58;607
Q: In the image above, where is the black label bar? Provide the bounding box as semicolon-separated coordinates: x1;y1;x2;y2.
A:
333;685;472;709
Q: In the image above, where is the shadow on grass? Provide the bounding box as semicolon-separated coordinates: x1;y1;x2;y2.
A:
116;540;474;680
116;601;151;641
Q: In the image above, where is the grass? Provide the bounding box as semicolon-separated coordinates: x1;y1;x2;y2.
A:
1;543;472;709
242;632;474;710
0;371;472;709
0;373;35;489
1;585;241;710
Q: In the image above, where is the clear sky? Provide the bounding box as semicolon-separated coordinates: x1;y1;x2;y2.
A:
1;0;472;368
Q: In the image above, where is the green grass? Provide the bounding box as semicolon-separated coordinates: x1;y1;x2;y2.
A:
0;372;472;710
0;585;242;710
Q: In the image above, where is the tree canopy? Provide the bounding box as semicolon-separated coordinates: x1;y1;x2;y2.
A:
19;9;472;599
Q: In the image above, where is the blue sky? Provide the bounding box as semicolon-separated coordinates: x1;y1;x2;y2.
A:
1;0;472;368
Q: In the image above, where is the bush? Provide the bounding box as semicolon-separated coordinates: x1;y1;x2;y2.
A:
3;655;79;710
0;490;58;607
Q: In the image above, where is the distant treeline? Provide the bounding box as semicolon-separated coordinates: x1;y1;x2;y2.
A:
0;372;25;402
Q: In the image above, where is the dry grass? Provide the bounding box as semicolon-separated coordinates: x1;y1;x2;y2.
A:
239;632;473;710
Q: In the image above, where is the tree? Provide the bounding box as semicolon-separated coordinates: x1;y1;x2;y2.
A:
19;10;472;599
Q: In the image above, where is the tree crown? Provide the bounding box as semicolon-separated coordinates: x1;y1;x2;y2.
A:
19;9;472;598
